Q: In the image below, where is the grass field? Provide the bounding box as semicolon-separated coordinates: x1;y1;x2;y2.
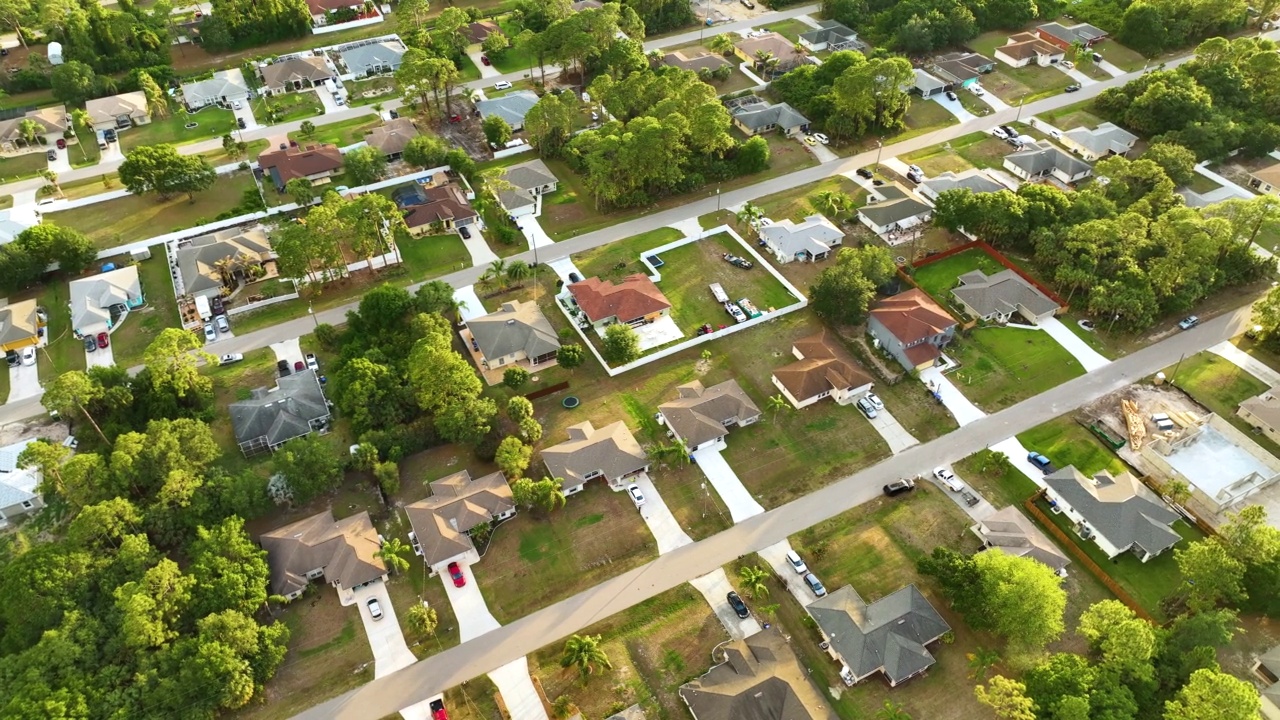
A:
1164;352;1280;458
1016;416;1131;478
948;326;1086;411
1038;100;1107;131
491;18;537;74
653;232;799;329
261;92;325;124
0;148;51;183
760;18;813;43
573;227;685;279
910;247;1007;303
289;115;382;147
344;76;398;107
397;232;472;279
752;175;865;224
894;99;959;142
1094;40;1150;72
121;106;239;152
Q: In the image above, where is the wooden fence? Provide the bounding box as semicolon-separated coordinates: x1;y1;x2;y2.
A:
525;381;570;401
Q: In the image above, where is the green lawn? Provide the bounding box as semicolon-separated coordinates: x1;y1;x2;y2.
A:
966;30;1007;59
901;143;978;177
344;76;398;107
910;247;1007;303
260;92;325;124
572;227;684;279
397;232;472;278
0;195;11;210
69;135;101;169
1038;101;1107;132
0;88;56;111
948;326;1087;411
894;99;958;141
0;148;50;183
1184;173;1222;194
760;18;813;43
289;116;382;147
981;64;1071;105
197;138;270;168
752;175;865;224
1094;40;1150;72
954;448;1044;507
455;54;482;83
106;254;182;370
491;18;537;74
121;106;239;152
46;171;260;249
1017;416;1130;478
23;277;86;380
655;232;799;329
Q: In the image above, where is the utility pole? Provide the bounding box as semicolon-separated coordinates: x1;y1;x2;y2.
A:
874;139;884;170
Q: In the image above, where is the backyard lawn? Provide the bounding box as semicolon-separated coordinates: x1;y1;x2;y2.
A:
981;64;1071;104
572;227;684;279
910;247;1007;303
649;232;800;330
107;254;182;369
289;115;382;147
948;326;1086;411
1038;100;1106;131
120;106;239;151
45;171;260;249
1016;416;1131;478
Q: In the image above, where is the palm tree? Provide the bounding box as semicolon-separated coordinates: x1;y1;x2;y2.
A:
875;700;913;720
966;647;1001;680
653;438;690;468
70;109;91;163
534;477;567;513
765;394;791;421
982;449;1012;475
560;634;612;678
764;56;782;77
377;537;411;575
738;565;770;600
505;259;531;283
476;269;499;293
811;190;853;219
372;102;385;122
707;33;735;56
39;169;61;198
753;50;774;72
405;604;438;636
18;118;40;148
1162;479;1191;506
488;258;508;279
551;695;578;719
735;201;765;233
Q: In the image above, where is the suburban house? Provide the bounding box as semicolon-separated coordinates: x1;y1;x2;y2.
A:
727;96;810;137
260;56;334;95
467;19;501;44
1044;466;1182;562
918;169;1008;201
85;92;149;131
660;50;731;74
658;379;761;453
0;439;43;527
396;183;478;234
307;0;377;27
228;369;331;456
679;626;836;720
1060;122;1139;161
772;329;874;409
733;33;806;73
1142;413;1280;514
258;143;344;191
1252;645;1280;720
856;185;932;239
259;510;387;601
758;214;843;263
495;158;559;218
475;90;539;132
404;470;515;569
929;51;995;88
971;506;1071;574
910;68;947;98
1240;386;1280;444
180;70;252;111
1037;21;1109;50
1003;141;1093;184
809;584;951;687
464;300;560;374
798;19;866;53
176;227;275;299
867;289;957;372
994;31;1065;67
0;106;67;152
68;265;144;337
568;274;672;330
339;39;406;76
542;420;650;495
0;299;41;352
366;116;419;160
950;268;1061;324
1248;160;1280;195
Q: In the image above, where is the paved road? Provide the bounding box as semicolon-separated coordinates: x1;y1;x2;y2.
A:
292;307;1253;720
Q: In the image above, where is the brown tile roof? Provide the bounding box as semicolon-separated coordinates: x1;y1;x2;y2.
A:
259;510;386;596
402;184;477;228
735;33;805;65
468;20;501;44
542;421;649;491
260;56;332;88
404;470;514;567
1252;161;1280;188
366;117;419;156
870;289;955;345
774;329;873;403
258;143;344;184
568;274;671;324
1000;32;1063;60
659;380;761;448
307;0;353;13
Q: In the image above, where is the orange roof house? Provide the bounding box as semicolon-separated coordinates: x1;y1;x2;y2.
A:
867;289;957;372
568;274;672;329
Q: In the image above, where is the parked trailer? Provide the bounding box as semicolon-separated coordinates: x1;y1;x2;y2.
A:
709;283;729;303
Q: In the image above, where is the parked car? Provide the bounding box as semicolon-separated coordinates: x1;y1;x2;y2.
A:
306;353;319;371
277;359;291;376
237;117;247;129
366;597;383;620
990;127;1010;139
215;315;230;333
883;478;916;497
568;272;582;283
294;360;304;372
459;225;471;239
812;132;829;145
865;391;883;410
46;150;57;161
449;114;462;123
20;346;36;366
969;84;985;96
1064;84;1081;92
211;296;225;315
945;90;958;101
933;466;965;492
5;351;18;368
740;0;755;7
56;138;66;149
96;332;109;349
726;591;749;619
785;550;807;574
906;164;924;182
480;55;491;66
627;484;646;508
1247;324;1263;339
803;572;827;597
1000;125;1018;138
856;396;878;419
429;699;448;720
493;80;513;90
1178;315;1200;330
696;323;714;336
84;336;97;352
804;135;817;145
202;323;216;343
1027;452;1055;473
1061;60;1074;69
1091;52;1103;63
856;167;874;179
219;353;244;365
448;561;466;587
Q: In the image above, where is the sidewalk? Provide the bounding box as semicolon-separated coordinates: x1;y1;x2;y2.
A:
1209;340;1280;387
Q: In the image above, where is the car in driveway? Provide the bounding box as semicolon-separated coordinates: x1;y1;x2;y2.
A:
726;591;749;619
1027;452;1055;473
1065;84;1081;92
627;483;646;508
366;597;384;620
96;332;109;349
429;699;448;720
277;359;291;376
84;336;97;353
46;149;57;161
480;55;491;66
219;353;244;365
294;360;305;372
1178;315;1200;330
568;272;582;283
6;351;18;368
785;550;807;574
883;478;916;497
20;346;36;366
969;85;985;96
215;315;230;333
803;572;827;597
56;138;66;149
447;561;466;587
804;135;817;145
856;167;874;179
812;132;829;145
856;396;878;419
945;90;958;101
202;323;216;343
237;117;247;129
933;466;964;492
305;353;319;371
459;225;471;239
990;126;1010;139
864;391;883;410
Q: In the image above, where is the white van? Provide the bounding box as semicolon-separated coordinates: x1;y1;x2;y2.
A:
493;80;512;90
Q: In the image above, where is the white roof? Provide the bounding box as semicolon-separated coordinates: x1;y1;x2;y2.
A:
182;70;251;105
0;439;40;508
759;214;843;258
68;265;141;333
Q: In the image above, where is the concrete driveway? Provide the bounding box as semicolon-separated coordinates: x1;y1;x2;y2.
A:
691;445;763;523
933;95;976;122
350;580;419;679
758;539;819;610
488;657;549;720
546;257;585;285
85;341;114;369
973;89;1010;112
925;466;997;521
8;360;39;402
100;141;124;164
316;87;342;114
801;137;839;163
990;436;1051;492
1210;341;1280;386
460;227;498;266
1056;64;1097;86
1039;317;1110;372
867;406;918;454
270;337;304;368
1096;59;1125;77
919;367;986;426
440;563;501;641
46;140;71;173
468;50;502;79
515;215;555;249
453;285;486;323
689;568;762;640
633;473;694;554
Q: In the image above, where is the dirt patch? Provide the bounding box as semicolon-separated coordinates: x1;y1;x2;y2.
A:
1079;382;1207;475
0;417;68;446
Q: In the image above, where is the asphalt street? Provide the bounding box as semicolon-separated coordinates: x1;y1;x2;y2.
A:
292;307;1253;720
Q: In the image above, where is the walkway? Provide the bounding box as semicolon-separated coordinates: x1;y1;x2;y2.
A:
1209;340;1280;387
919;366;986;426
1039;317;1111;372
975;90;1010;113
691;444;764;523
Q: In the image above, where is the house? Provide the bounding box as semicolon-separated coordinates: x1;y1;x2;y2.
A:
758;214;843;264
1037;21;1109;50
772;329;873;409
0;299;40;352
728;97;810;137
339;40;406;76
798;20;866;53
568;274;671;330
995;31;1065;68
809;584;951;687
366;116;419;160
1003;141;1093;184
1248;160;1280;195
542;420;649;495
658;379;761;453
971;506;1071;574
951;268;1061;324
181;70;252;111
258;143;344;191
307;0;374;26
1060;122;1139;161
909;68;947;98
1252;645;1280;720
0;106;68;152
867;289;956;372
260;56;334;95
396;183;478;234
176;227;274;299
660;50;731;74
475;90;539;132
856;185;932;238
0;439;43;526
85;92;149;131
1044;466;1182;562
229;369;331;456
467;19;501;44
918;169;1007;202
1240;386;1280;444
1143;413;1280;513
404;470;516;569
929;52;995;87
259;510;387;601
680;626;836;720
733;33;806;73
68;265;144;337
465;300;560;371
494;158;559;217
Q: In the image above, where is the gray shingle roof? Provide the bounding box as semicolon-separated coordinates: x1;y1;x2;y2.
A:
951;268;1060;319
476;90;539;129
181;71;250;106
260;510;386;596
759;214;843;259
920;171;1005;197
1038;22;1108;46
1045;466;1183;557
1004;141;1092;177
659;380;760;448
809;584;950;685
858;186;931;228
798;19;865;50
68;266;141;333
340;41;406;76
467;300;560;361
176;227;273;297
542;420;648;491
404;470;514;566
1063;122;1138;156
731;101;809;132
229;369;330;449
680;626;831;720
910;68;947;94
972;506;1071;572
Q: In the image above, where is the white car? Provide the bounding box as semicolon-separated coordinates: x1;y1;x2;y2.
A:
20;346;35;366
219;353;244;365
785;550;807;574
812;132;829;145
202;323;216;343
232;100;242;110
305;353;319;371
493;80;513;90
990;126;1010;140
366;597;383;620
865;391;884;410
1061;60;1075;69
969;84;985;96
627;484;646;508
933;467;965;492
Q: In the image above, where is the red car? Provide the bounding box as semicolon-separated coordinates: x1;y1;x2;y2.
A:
429;699;448;720
96;332;109;349
447;562;466;587
294;360;304;371
449;114;461;123
56;138;66;149
480;55;491;66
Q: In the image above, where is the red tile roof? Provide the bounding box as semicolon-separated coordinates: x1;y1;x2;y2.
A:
402;185;477;228
569;274;671;324
258;143;343;185
870;289;955;345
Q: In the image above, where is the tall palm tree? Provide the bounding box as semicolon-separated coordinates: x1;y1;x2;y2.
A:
560;634;612;678
377;537;411;575
765;394;791;421
753;50;774;72
966;647;1001;680
735;201;765;233
70;109;91;163
505;259;531;283
488;258;508;279
811;190;853;219
707;33;735;56
372;102;385;123
406;604;438;636
738;565;770;600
